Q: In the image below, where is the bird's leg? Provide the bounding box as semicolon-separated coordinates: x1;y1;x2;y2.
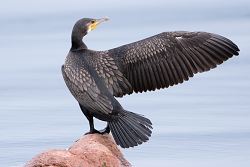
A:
79;103;109;135
85;118;110;135
85;115;101;134
79;104;99;134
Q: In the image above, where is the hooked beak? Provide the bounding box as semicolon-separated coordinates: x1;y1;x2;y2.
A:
88;17;109;32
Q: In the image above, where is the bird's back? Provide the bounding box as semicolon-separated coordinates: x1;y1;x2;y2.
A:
62;50;116;117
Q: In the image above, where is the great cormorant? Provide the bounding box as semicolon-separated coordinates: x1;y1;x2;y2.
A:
62;17;239;148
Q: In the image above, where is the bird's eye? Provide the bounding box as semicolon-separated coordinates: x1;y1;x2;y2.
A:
91;20;95;24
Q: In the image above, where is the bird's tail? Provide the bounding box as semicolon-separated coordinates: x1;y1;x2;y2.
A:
108;110;152;148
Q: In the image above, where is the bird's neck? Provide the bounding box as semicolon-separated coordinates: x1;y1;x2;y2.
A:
71;33;87;51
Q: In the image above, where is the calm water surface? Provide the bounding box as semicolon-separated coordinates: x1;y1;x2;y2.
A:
0;1;250;166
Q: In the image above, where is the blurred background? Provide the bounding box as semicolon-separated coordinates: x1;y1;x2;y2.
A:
0;0;250;166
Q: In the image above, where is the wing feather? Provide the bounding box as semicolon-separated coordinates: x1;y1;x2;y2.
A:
85;52;133;97
107;31;239;95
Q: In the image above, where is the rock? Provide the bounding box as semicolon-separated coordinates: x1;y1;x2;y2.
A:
25;134;131;167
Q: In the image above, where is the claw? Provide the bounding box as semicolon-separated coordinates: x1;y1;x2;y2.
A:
85;129;101;135
85;126;110;135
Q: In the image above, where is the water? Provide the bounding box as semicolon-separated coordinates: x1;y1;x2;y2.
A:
1;0;250;166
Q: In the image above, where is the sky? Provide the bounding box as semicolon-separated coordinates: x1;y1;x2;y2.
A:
1;0;249;18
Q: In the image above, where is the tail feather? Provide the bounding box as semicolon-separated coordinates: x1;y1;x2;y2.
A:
109;110;152;148
109;123;122;146
119;118;144;142
125;115;152;137
124;117;150;141
116;120;134;147
125;111;153;128
112;122;128;147
119;118;143;145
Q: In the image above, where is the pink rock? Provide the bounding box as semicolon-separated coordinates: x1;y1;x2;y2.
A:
25;134;131;167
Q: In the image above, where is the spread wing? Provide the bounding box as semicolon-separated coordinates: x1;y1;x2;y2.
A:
107;31;239;95
62;55;113;114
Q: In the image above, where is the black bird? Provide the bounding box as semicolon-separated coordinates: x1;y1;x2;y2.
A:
62;17;239;148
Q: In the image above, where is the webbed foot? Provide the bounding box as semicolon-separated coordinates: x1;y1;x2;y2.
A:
85;126;110;135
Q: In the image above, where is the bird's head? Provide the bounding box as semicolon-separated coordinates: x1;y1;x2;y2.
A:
73;17;109;36
71;17;109;50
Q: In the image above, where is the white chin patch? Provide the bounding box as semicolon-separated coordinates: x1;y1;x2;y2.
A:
87;28;91;33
